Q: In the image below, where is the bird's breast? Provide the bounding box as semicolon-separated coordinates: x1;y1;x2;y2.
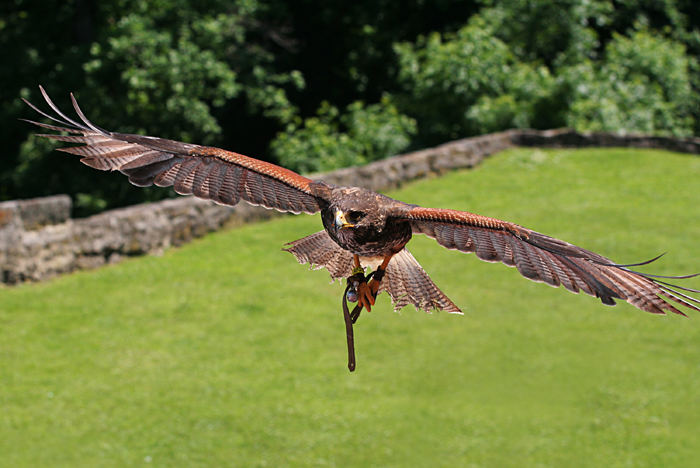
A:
321;209;412;257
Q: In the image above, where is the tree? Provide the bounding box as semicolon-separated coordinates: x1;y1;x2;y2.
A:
2;0;698;214
394;14;555;145
563;29;694;135
272;97;415;173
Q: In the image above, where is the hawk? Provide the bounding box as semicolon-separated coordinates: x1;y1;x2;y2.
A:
23;87;699;370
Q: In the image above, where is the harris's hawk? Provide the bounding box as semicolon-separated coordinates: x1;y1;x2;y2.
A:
23;87;699;370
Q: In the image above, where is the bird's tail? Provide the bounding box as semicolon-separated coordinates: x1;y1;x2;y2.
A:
284;231;355;280
381;248;462;314
284;231;461;314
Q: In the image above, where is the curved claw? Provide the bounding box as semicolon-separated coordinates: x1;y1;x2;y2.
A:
356;281;376;312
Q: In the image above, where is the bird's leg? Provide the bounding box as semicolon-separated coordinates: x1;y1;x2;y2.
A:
351;255;374;312
367;254;392;298
353;254;362;270
354;254;393;312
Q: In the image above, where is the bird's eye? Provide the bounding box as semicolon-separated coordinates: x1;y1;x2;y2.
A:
347;211;365;223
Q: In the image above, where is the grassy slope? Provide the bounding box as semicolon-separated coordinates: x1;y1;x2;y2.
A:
1;148;699;467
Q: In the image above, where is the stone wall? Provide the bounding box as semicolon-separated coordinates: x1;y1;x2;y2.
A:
1;128;698;284
0;195;278;284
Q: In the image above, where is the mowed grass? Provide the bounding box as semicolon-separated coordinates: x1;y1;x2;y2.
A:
1;147;699;467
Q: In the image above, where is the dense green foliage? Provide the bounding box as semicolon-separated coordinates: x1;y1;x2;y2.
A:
1;1;698;214
271;97;416;173
1;148;699;466
563;29;695;135
394;15;557;141
394;3;699;144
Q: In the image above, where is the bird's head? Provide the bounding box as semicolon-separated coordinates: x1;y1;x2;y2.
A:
327;187;402;234
334;209;367;230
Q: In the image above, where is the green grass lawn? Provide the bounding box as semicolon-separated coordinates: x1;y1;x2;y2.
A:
1;147;699;467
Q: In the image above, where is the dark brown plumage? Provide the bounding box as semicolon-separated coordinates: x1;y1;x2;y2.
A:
23;87;700;325
320;187;413;257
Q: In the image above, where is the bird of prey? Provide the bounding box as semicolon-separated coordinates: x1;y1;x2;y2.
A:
23;87;699;371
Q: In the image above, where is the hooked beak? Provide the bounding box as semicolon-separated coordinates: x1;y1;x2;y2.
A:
335;210;354;230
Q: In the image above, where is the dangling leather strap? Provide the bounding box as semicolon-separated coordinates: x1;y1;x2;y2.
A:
340;266;387;372
342;280;363;372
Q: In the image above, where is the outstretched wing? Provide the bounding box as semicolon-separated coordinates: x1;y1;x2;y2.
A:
22;86;322;214
396;206;700;316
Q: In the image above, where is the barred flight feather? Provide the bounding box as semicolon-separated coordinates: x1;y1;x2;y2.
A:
284;231;354;280
401;206;699;316
23;86;321;215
